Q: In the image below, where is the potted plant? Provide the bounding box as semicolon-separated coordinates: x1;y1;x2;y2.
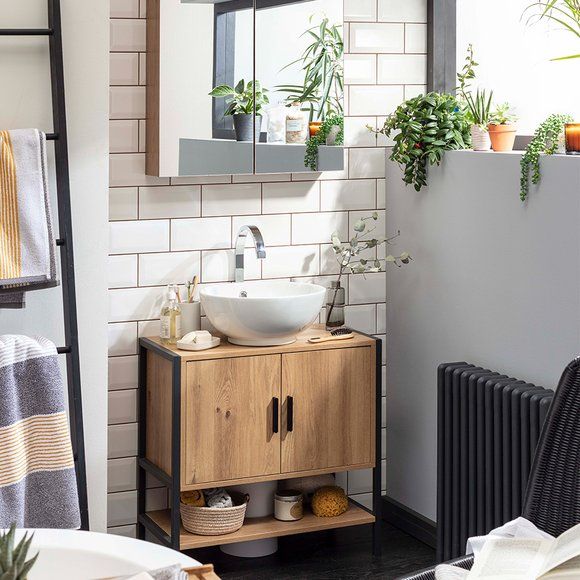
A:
457;45;494;151
276;17;344;123
520;113;573;200
304;114;343;171
372;92;470;191
209;79;269;142
488;103;518;152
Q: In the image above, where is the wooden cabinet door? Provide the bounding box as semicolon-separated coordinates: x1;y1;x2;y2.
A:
281;347;374;473
183;355;281;486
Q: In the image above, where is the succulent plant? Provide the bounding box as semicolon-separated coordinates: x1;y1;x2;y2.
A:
0;525;38;580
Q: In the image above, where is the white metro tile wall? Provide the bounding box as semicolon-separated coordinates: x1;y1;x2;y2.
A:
106;0;427;532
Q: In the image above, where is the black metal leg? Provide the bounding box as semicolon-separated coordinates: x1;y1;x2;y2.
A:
373;338;383;557
137;345;148;540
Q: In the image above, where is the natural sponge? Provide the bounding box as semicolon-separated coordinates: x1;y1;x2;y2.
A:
311;486;348;517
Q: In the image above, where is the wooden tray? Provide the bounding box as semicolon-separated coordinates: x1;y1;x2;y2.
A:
184;564;220;580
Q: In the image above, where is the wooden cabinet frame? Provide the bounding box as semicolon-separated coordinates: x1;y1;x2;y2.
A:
137;328;382;555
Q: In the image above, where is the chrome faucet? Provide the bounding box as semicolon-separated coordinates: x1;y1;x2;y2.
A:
235;225;266;283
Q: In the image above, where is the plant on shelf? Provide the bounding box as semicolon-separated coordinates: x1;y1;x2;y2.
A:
276;16;344;123
325;213;411;329
488;102;519;152
456;45;494;151
209;79;269;142
0;524;38;579
520;113;573;201
304;114;343;171
372;92;471;191
523;0;580;60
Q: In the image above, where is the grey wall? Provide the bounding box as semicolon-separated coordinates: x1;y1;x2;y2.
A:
385;151;580;521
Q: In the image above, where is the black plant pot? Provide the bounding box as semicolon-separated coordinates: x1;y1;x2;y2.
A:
233;114;262;142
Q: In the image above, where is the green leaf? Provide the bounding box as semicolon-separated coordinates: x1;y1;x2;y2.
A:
208;85;235;98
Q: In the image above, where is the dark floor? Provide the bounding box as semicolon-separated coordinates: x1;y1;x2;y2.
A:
188;523;434;580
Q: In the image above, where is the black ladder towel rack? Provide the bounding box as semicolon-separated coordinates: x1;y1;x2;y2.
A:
0;0;89;530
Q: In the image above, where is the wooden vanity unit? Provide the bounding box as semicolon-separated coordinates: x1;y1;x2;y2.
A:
137;326;382;554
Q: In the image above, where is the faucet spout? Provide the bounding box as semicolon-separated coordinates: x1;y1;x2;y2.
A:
235;225;266;283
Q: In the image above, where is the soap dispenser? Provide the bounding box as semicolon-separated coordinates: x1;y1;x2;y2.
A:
160;284;182;345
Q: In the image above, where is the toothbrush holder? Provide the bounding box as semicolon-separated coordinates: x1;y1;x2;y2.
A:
180;301;201;334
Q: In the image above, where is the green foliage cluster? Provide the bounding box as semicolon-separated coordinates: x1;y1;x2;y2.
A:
304;115;343;171
209;79;269;116
277;17;344;122
0;525;37;580
456;44;493;127
375;93;471;191
520;113;573;201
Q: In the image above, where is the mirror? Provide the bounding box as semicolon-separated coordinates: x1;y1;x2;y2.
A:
147;0;344;177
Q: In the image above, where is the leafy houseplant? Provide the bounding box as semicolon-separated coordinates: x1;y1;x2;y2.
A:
488;102;518;152
523;0;580;60
457;45;494;151
304;114;343;171
0;525;38;579
374;93;471;191
209;79;269;142
277;17;344;122
326;213;411;328
520;113;573;201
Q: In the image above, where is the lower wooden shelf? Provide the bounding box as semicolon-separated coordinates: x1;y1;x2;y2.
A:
146;500;375;550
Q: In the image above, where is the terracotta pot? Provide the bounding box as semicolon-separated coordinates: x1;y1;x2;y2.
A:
488;123;517;152
470;125;491;151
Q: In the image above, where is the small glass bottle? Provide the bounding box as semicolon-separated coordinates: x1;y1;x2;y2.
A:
325;281;345;330
160;284;182;345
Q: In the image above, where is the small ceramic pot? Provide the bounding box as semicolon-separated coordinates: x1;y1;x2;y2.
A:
326;125;341;146
180;301;201;335
233;114;263;142
470;125;491;151
488;123;517;152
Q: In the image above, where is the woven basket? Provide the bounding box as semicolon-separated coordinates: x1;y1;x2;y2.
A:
180;491;249;536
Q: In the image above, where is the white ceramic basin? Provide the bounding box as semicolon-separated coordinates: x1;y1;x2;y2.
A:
14;528;198;579
200;281;325;346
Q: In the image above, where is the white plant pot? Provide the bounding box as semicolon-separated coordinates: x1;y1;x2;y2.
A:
471;125;491;151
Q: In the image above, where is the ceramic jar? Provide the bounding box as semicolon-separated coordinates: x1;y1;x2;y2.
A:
274;490;303;521
470;125;491;151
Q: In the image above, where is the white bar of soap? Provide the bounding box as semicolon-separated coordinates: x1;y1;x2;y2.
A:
181;330;213;344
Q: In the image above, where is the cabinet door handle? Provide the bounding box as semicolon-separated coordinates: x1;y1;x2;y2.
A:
272;397;279;434
287;396;294;432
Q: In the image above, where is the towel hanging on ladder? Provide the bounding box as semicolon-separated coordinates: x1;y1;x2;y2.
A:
0;335;80;529
0;129;58;308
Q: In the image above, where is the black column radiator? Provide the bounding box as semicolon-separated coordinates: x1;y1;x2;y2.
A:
436;363;554;562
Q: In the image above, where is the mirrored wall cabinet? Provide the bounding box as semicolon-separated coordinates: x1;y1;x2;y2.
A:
146;0;344;177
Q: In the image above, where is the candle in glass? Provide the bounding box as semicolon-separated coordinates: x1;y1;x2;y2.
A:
565;123;580;155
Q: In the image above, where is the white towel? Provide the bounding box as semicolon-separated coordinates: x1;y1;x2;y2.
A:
0;129;57;308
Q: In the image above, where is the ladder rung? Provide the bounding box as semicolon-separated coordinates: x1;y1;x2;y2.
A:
56;238;65;246
57;346;71;354
0;29;54;36
46;133;58;141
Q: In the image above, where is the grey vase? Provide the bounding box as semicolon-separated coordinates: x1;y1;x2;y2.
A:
233;114;263;142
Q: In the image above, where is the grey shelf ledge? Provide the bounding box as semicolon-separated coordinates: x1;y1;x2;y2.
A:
178;138;343;176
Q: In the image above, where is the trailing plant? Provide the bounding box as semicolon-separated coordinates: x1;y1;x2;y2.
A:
277;17;344;122
326;213;411;325
520;113;573;201
0;524;38;580
209;79;269;116
523;0;580;60
489;102;518;125
456;45;493;127
373;93;471;191
304;114;343;171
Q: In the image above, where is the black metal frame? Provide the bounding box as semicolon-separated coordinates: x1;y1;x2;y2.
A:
0;0;89;530
137;333;382;557
427;0;457;93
